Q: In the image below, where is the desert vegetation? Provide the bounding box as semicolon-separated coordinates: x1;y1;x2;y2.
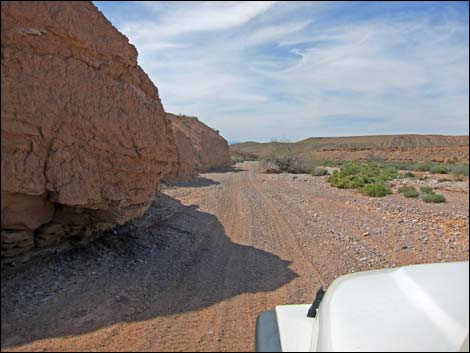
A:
422;192;447;203
261;154;332;177
326;162;455;200
419;186;447;203
322;160;469;177
261;154;468;200
398;186;446;202
262;155;315;174
230;150;258;163
326;162;397;197
264;157;469;179
311;167;329;176
359;183;393;197
398;186;420;198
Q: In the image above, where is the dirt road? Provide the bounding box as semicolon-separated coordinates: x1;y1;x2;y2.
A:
1;162;468;352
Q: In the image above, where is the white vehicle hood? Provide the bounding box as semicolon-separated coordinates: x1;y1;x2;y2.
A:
276;261;469;352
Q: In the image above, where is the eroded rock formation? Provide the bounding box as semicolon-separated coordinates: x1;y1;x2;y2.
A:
1;1;176;257
164;113;231;182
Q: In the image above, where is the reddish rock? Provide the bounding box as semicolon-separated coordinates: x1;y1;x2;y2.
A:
1;1;176;257
164;113;231;182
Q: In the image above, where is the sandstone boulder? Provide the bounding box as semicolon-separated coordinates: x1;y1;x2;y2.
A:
1;1;176;257
164;114;231;181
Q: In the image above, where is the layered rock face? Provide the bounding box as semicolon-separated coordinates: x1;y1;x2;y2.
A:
1;1;176;257
164;114;231;182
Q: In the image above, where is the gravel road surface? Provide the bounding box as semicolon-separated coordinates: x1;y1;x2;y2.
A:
2;162;468;351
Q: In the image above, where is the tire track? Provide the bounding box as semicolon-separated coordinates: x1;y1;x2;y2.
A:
245;169;326;288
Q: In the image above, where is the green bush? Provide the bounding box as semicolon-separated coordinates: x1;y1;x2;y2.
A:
320;160;334;167
360;183;392;197
420;186;434;194
312;167;328;176
328;162;398;190
422;193;446;203
403;189;420;198
430;165;449;174
375;161;467;176
398;186;419;198
415;162;432;172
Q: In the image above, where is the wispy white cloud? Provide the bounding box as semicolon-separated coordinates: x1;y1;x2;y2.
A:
244;20;312;46
95;1;469;142
122;1;278;50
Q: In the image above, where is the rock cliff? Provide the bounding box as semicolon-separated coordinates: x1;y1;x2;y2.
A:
1;1;176;257
164;114;231;182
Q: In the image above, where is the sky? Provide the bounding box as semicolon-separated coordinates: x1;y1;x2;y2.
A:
94;1;469;143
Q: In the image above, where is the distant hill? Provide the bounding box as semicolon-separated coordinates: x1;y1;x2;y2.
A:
230;134;469;163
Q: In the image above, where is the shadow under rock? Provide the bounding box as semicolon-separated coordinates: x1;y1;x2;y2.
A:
1;193;298;349
209;165;246;173
164;176;221;188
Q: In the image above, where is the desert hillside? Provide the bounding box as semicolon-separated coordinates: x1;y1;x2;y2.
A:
231;134;470;163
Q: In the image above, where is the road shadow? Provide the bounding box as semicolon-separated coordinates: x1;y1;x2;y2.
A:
1;193;298;349
164;176;221;188
162;165;247;189
208;165;246;173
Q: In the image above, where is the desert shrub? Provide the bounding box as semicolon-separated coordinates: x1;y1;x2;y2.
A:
422;193;446;203
231;155;244;163
321;160;343;167
367;153;385;163
262;156;314;174
415;162;432;172
383;162;467;176
231;151;258;163
403;189;420;198
398;186;419;198
430;165;449;174
403;171;416;178
263;163;281;173
454;174;465;182
450;165;469;177
420;186;434;194
319;160;334;167
311;167;328;176
360;183;392;197
328;162;398;190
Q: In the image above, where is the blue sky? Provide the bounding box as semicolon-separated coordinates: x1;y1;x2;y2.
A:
94;1;469;143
